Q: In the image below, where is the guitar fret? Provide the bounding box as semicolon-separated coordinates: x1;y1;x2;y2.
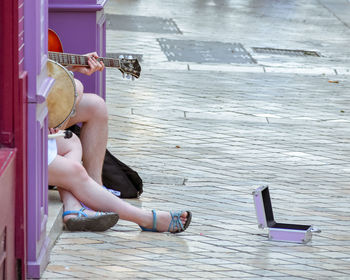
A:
111;59;120;68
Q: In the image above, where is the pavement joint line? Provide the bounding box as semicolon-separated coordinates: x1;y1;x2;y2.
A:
148;62;350;75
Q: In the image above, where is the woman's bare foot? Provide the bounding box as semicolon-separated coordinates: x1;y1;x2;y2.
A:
140;210;192;233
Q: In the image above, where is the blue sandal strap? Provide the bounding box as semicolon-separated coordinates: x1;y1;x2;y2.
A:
168;211;184;232
151;210;157;231
139;209;157;232
62;207;88;218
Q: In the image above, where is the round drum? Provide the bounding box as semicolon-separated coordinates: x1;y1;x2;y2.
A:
46;59;77;128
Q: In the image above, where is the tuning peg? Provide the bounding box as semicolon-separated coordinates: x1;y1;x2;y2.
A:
126;74;131;79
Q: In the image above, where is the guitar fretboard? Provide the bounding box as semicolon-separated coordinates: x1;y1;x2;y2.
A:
48;51;121;68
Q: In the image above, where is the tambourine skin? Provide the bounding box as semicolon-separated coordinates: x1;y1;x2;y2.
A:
46;59;77;128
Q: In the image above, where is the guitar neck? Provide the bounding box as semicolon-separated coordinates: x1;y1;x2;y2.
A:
48;51;121;68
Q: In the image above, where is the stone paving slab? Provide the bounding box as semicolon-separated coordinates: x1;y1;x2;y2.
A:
44;0;350;279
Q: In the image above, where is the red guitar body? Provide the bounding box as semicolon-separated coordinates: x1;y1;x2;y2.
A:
48;29;63;53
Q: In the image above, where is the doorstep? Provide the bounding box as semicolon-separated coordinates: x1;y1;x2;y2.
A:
47;189;63;249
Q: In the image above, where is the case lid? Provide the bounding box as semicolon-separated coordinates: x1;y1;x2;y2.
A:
252;185;276;228
253;185;313;230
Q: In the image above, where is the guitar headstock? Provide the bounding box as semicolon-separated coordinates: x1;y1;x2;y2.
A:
119;55;141;79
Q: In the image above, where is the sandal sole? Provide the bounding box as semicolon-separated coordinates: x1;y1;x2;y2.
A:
183;211;192;231
65;213;119;231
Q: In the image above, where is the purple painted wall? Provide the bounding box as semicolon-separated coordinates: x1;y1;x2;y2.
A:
24;0;52;277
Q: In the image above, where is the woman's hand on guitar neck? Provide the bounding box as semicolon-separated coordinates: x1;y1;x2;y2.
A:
67;52;105;76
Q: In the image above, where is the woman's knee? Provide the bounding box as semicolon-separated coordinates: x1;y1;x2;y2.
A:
66;161;90;187
56;133;82;156
48;157;90;192
69;133;82;149
88;95;108;121
74;79;84;95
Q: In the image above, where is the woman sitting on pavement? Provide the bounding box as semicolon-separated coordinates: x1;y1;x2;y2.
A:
48;129;192;233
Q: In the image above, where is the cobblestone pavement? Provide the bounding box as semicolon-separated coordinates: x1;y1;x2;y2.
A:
43;0;350;279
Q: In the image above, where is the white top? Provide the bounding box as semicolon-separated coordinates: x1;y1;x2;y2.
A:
48;139;57;165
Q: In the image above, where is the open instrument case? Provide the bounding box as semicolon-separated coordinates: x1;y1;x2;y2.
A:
252;185;320;244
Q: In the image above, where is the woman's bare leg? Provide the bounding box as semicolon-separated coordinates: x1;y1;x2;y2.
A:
63;91;108;185
55;134;101;221
48;153;189;232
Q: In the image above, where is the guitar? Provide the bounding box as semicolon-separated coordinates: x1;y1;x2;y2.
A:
48;29;141;79
46;29;141;129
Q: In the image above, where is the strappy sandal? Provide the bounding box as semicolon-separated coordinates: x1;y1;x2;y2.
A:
139;209;192;233
62;207;119;231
